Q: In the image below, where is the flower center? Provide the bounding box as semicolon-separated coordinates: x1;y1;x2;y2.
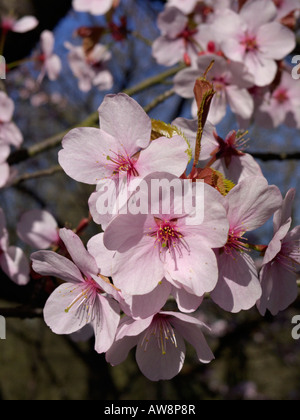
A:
106;151;139;180
274;88;289;104
141;315;177;355
64;278;102;325
241;35;258;53
224;228;249;257
147;217;190;269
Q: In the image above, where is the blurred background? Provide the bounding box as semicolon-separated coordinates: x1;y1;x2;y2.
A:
0;0;300;400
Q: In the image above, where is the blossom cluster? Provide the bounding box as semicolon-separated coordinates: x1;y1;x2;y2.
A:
154;0;300;127
0;0;299;383
27;93;300;380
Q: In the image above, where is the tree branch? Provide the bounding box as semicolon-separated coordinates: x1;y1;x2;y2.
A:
7;64;186;166
0;306;43;319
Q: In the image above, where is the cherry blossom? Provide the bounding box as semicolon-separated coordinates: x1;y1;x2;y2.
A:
72;0;120;15
257;189;300;316
1;15;38;34
102;173;229;297
213;0;296;86
152;7;205;66
0;92;23;149
258;70;300;128
0;208;30;285
31;228;121;354
36;31;62;83
0;144;10;188
210;177;283;312
174;54;254;124
17;210;60;250
106;311;214;381
65;42;113;92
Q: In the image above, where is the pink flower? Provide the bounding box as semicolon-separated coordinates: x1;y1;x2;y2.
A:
31;228;121;354
88;233;204;317
65;42;113;92
36;31;62;83
213;0;296;86
210;177;283;312
273;0;300;20
17;210;60;249
257;189;300;315
72;0;119;15
174;54;254;124
59;94;189;228
0;92;23;149
101;173;229;298
1;15;38;33
166;0;200;14
172;117;263;184
0;208;30;285
152;7;204;66
106;311;214;381
0;144;10;188
258;70;300;128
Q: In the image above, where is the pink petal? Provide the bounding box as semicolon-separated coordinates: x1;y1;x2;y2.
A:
122;279;171;319
135;135;189;179
87;233;116;277
44;283;90;334
257;22;296;60
171;286;203;313
109;236;165;295
136;327;186;381
273;188;296;232
0;246;30;285
45;55;62;81
245;53;277;87
239;0;277;30
17;209;59;249
98;94;151;155
157;7;187;38
211;251;262;313
40;30;54;57
170;313;214;363
106;335;139;365
93;295;120;353
0;122;23;148
0;92;14;122
226;85;254;119
59;228;99;278
165;240;219;297
225;177;282;232
257;261;298;315
59;127;116;184
152;37;185;66
31;250;83;284
0;163;9;188
12;16;39;33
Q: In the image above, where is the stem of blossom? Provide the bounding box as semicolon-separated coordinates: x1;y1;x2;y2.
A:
143;88;175;114
193;61;216;170
245;243;268;254
8;64;186;166
10;165;63;186
131;31;153;46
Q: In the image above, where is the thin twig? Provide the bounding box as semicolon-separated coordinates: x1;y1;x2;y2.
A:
10;165;63;186
8;64;186;166
143;88;175;114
